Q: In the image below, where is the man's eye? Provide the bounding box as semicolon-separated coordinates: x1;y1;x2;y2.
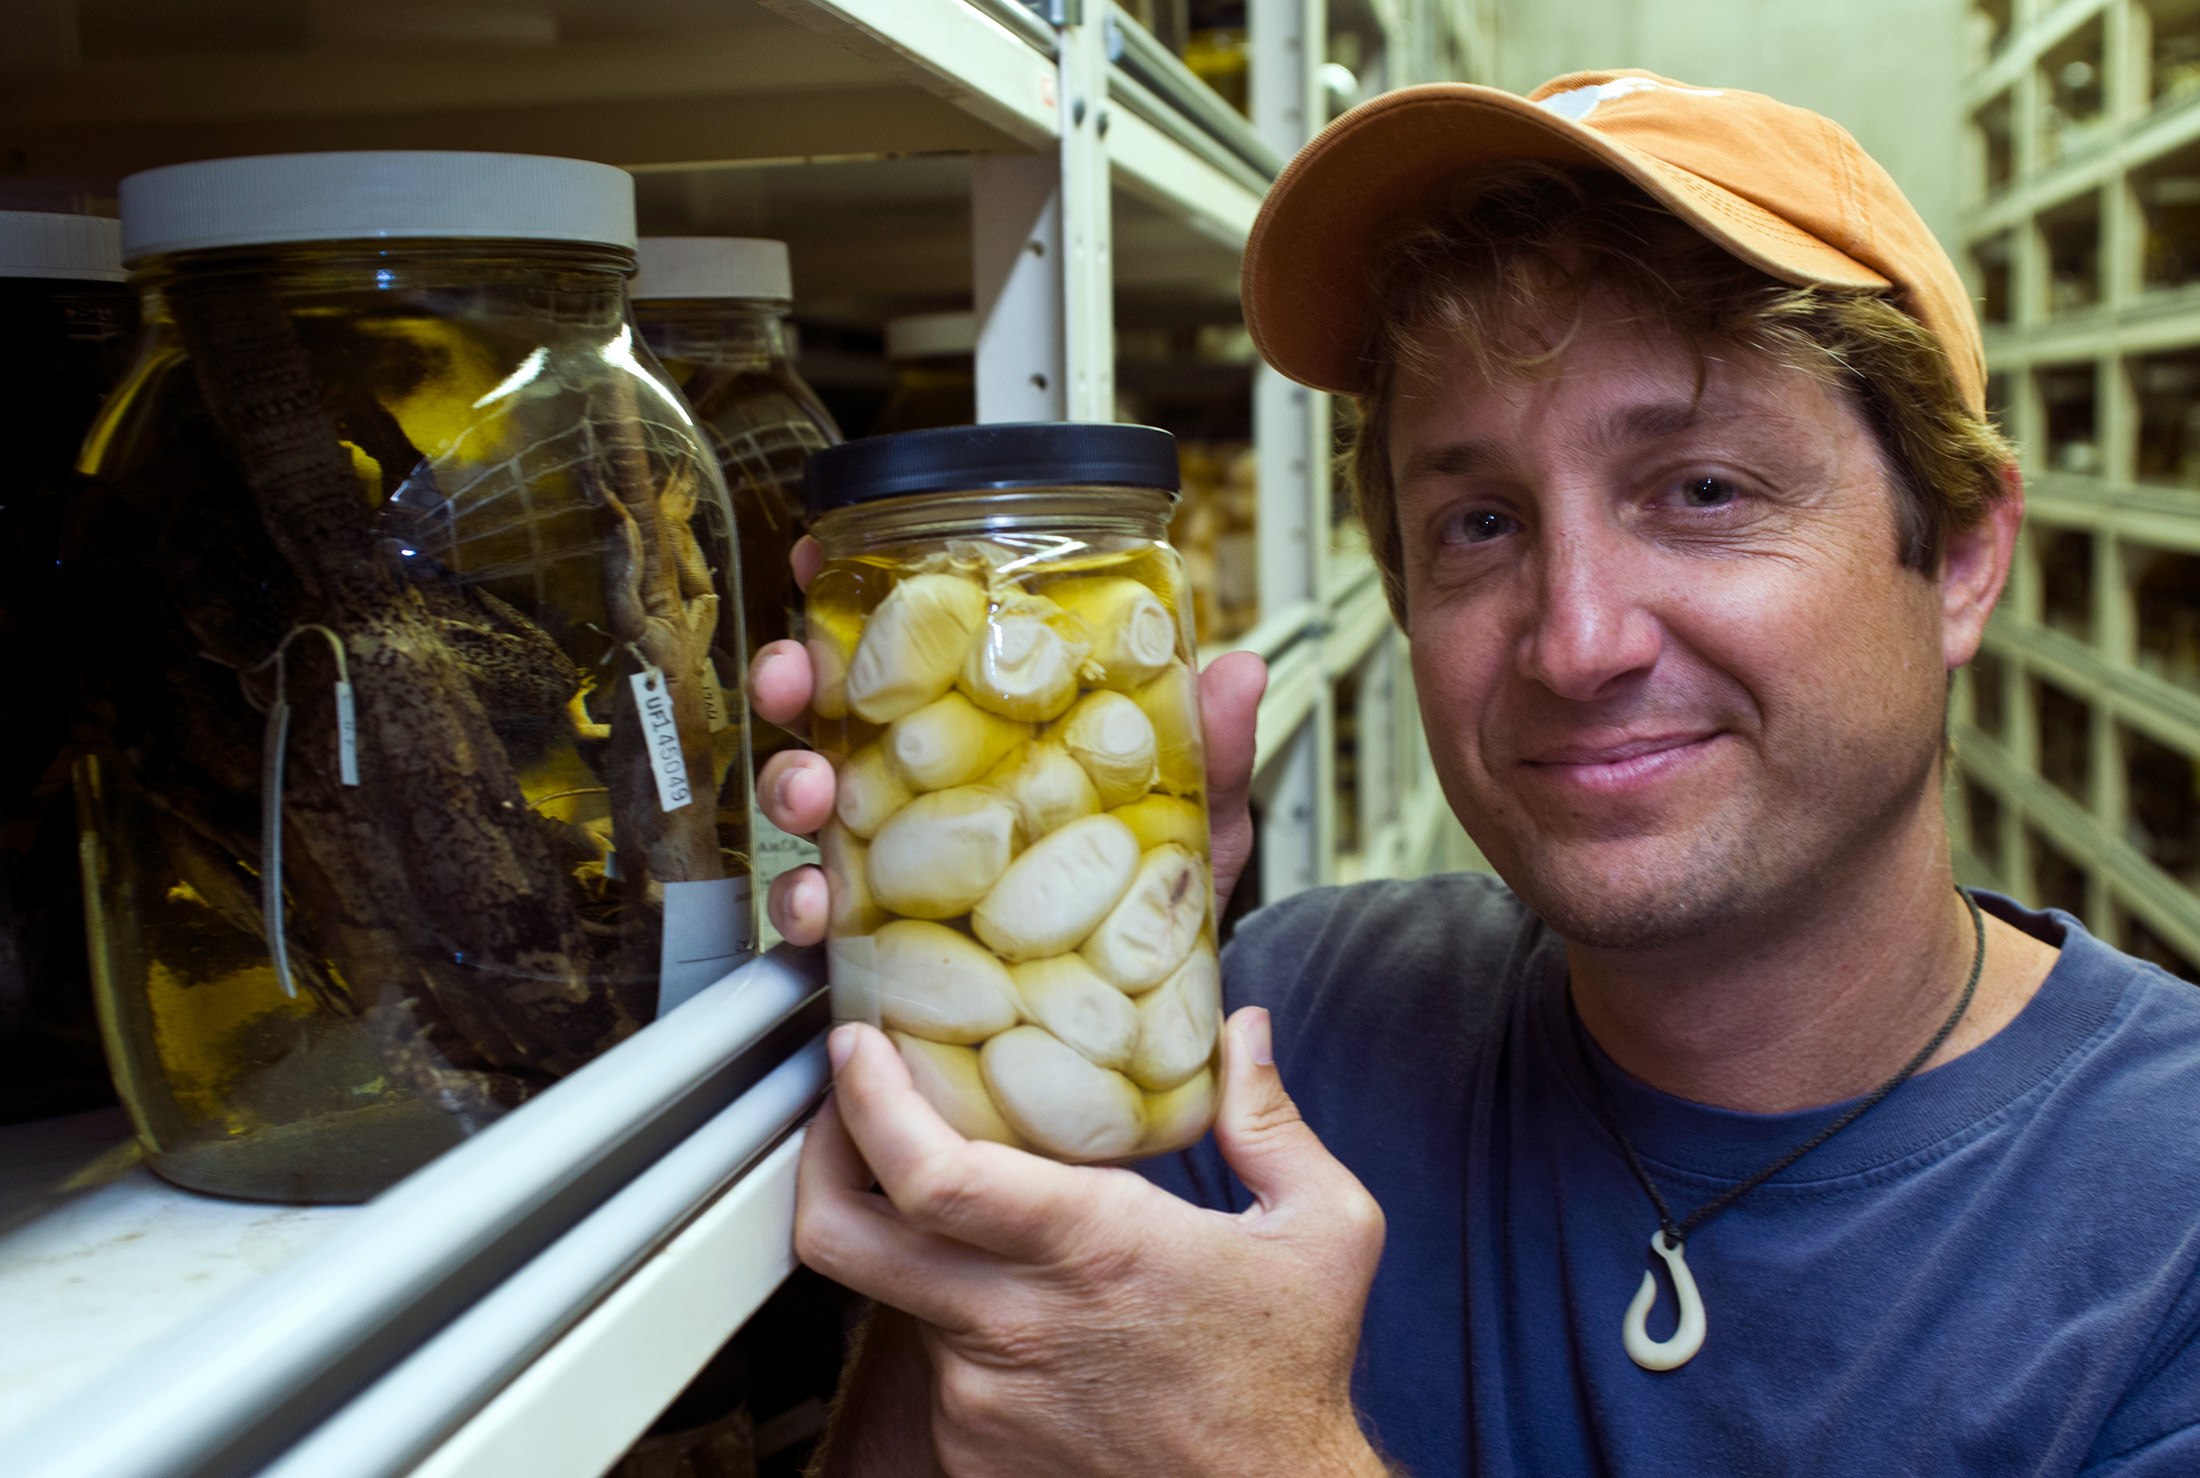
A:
1448;510;1517;544
1678;477;1737;508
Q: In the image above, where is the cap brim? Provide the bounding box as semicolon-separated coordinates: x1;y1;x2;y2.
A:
1245;84;1893;395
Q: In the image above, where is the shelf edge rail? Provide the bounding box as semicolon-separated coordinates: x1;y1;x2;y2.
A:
0;944;830;1478
1106;3;1283;183
259;1047;825;1478
962;1;1276;201
965;0;1061;54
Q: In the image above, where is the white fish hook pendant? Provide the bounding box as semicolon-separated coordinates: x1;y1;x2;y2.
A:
1623;1230;1706;1371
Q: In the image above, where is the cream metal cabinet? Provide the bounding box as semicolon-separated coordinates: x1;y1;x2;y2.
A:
1953;0;2200;980
0;2;1482;1471
0;949;829;1478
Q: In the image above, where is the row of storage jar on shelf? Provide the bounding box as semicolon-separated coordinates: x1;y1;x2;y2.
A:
0;148;1223;1203
825;306;1261;649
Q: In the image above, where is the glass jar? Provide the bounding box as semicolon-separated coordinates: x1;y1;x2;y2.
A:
1172;440;1259;645
631;238;840;938
71;152;755;1202
0;211;136;1125
804;423;1219;1164
874;311;975;434
630;237;839;670
1183;1;1250;115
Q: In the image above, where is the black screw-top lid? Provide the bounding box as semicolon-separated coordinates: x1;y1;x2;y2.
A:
804;421;1179;516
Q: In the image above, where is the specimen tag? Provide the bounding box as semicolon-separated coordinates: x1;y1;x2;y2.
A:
750;812;820;950
699;657;731;734
334;679;359;786
630;667;693;811
656;875;755;1015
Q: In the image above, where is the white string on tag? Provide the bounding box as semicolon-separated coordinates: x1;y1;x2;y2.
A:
259;695;293;996
253;623;360;999
254;624;359;788
630;662;694;812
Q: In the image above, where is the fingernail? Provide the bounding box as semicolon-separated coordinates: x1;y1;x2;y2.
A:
829;1024;858;1070
1248;1008;1273;1067
774;766;800;813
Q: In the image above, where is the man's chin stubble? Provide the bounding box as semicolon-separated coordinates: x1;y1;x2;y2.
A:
1489;819;1777;952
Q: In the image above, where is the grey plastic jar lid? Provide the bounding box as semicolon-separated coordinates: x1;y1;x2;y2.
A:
118;150;636;265
0;210;125;282
885;310;976;360
631;237;792;301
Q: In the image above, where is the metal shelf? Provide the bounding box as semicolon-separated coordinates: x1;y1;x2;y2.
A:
0;949;827;1478
1108;4;1283;182
1985;294;2200;363
1323;551;1394;676
1985;604;2200;754
1105;80;1266;243
402;1132;808;1478
1956;722;2200;958
2027;480;2200;557
0;0;1261;262
0;2;1484;1472
1956;0;2200;971
1966;0;2115;111
1;1;1051;176
0;1115;356;1448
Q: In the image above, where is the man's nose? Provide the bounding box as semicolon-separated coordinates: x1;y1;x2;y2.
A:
1515;522;1663;701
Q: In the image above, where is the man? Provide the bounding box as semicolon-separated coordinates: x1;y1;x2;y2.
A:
746;72;2200;1475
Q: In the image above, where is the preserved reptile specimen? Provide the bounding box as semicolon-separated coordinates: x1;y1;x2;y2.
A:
74;225;750;1201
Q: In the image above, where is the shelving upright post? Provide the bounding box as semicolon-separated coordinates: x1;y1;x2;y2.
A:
1250;0;1337;902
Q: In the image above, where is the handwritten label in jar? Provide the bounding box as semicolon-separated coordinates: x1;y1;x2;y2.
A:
630;667;693;812
334;678;359;786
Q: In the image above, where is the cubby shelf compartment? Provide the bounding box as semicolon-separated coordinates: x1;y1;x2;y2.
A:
1962;0;2200;976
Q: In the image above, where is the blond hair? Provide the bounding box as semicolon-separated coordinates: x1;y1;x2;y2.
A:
1345;164;2012;622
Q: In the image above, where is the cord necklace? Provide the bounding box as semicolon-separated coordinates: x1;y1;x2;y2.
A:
1569;885;1988;1372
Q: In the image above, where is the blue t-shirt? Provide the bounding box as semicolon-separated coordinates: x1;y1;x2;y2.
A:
1140;876;2200;1476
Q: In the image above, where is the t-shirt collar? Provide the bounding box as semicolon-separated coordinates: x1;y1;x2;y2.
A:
1538;893;2127;1185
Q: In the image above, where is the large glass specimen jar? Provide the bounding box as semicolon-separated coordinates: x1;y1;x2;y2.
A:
631;239;839;931
630;237;838;669
874;310;975;434
804;424;1219;1165
71;152;755;1201
0;210;135;1124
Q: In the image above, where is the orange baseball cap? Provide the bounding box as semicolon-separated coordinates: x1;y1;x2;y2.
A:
1242;69;1985;414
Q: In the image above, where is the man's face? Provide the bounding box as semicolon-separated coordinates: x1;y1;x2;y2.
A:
1391;312;1957;949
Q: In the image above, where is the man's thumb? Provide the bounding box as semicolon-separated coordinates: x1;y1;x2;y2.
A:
1213;1006;1343;1210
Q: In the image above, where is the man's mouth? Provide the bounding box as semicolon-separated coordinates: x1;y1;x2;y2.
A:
1518;731;1724;792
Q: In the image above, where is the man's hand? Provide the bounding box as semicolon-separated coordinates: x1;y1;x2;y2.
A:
796;1007;1392;1478
742;536;1266;946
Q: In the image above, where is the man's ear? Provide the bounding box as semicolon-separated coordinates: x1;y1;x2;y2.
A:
1941;462;2024;671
